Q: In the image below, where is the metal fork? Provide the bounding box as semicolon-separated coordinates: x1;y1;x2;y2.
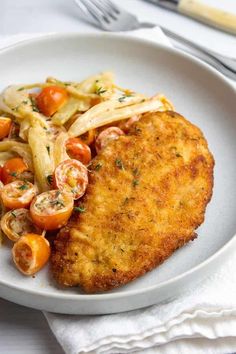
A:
74;0;236;80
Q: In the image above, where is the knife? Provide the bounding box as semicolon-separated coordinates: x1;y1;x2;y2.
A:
146;0;236;35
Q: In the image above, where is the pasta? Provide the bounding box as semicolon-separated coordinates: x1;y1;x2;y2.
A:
0;72;174;267
28;124;54;191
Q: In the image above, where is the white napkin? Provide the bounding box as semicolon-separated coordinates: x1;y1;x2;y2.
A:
0;29;236;354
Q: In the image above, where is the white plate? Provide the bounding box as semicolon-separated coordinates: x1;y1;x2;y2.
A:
0;33;235;315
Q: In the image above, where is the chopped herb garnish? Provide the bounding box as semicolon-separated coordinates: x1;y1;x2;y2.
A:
132;179;139;187
118;93;133;103
17;87;25;91
11;211;16;218
18;184;29;190
74;206;86;213
135;126;142;134
71;188;78;194
115;158;124;170
22;100;28;105
51;199;64;207
55;190;60;198
112;268;117;273
46;175;53;185
141;99;145;103
118;96;126;103
95;163;102;171
95;79;99;83
132;168;139;176
95;87;107;95
10;172;17;177
46;145;50;154
30;96;39;112
123;197;129;205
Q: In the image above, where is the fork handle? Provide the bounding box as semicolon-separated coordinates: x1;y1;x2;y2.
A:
178;0;236;35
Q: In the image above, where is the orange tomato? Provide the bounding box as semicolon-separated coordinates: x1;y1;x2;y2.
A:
2;157;28;184
30;190;74;230
95;127;124;154
1;208;41;242
36;86;68;116
0;117;12;140
54;159;88;200
12;233;50;275
66;137;91;165
0;180;37;209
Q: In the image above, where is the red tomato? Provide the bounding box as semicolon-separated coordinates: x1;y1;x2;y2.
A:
95;127;124;154
0;180;37;209
66;137;91;165
30;190;74;230
36;86;68;117
0;117;12;140
54;159;88;200
12;233;50;275
2;158;28;185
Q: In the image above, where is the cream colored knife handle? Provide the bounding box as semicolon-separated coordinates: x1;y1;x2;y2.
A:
178;0;236;35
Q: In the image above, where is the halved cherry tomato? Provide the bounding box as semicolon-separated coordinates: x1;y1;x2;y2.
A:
0;117;12;140
95;127;124;154
54;159;88;200
2;157;29;184
66;137;91;165
0;180;37;209
36;86;68;117
12;233;50;275
1;209;41;242
30;190;74;230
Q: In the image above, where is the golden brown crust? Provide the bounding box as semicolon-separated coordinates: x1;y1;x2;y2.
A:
51;111;214;293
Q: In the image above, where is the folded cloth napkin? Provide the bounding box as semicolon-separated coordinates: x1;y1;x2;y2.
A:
1;29;236;354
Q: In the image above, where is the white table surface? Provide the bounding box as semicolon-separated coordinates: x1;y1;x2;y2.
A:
0;1;236;354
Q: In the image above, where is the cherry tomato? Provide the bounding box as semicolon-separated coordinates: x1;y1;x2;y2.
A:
1;208;41;242
12;233;50;275
2;157;28;185
0;166;3;182
0;180;37;209
30;190;74;230
36;86;68;117
66;137;91;165
0;117;12;140
54;159;88;200
95;127;124;154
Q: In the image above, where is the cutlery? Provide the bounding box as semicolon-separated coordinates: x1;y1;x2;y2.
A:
145;0;236;35
74;0;236;81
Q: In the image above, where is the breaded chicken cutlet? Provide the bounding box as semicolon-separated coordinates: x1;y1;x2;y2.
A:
51;111;214;293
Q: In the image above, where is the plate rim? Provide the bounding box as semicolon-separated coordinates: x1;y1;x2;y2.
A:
0;32;235;301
